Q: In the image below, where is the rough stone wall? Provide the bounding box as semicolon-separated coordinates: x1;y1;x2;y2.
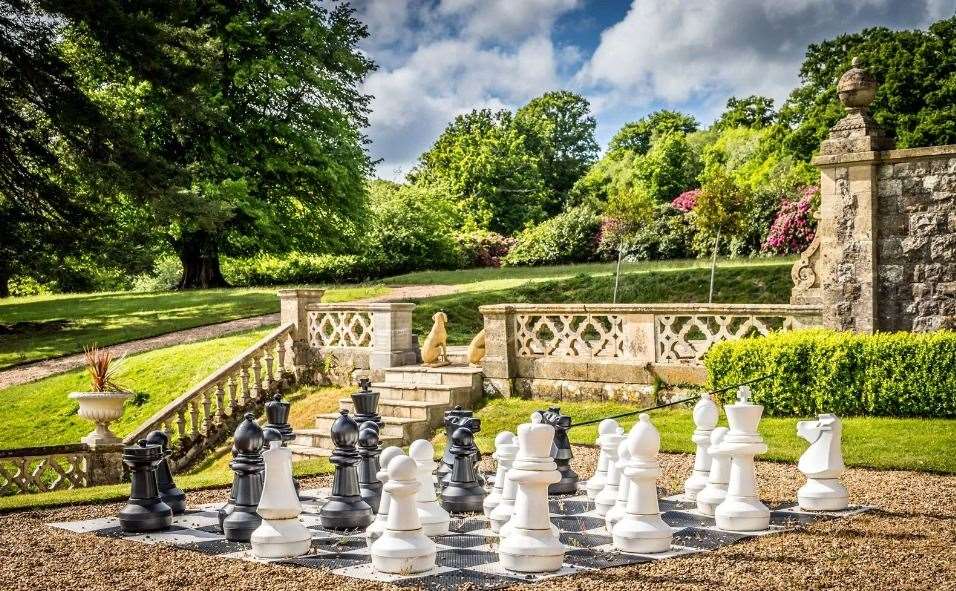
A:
876;154;956;331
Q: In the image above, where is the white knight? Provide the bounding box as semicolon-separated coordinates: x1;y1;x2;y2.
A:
796;414;848;511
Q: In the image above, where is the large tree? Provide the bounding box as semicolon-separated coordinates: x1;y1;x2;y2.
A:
411;109;547;235
63;0;374;288
513;91;599;215
607;110;699;155
776;17;956;160
713;95;776;131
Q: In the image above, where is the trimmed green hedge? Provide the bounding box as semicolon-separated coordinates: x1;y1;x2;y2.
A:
705;329;956;418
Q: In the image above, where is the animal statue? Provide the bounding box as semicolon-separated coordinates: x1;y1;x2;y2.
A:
796;413;848;511
466;329;485;367
420;312;449;366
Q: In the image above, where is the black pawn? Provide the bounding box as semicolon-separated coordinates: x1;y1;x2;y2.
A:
118;439;173;532
222;413;265;542
357;421;383;513
544;406;578;494
319;410;373;530
440;427;486;513
438;406;472;482
145;430;186;515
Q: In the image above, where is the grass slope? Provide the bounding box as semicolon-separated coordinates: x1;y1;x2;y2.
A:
438;397;956;474
0;285;385;369
0;329;272;449
413;261;795;345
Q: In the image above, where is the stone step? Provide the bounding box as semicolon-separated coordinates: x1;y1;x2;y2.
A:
382;364;483;388
338;398;447;426
294;427;407;451
372;381;478;406
312;414;431;443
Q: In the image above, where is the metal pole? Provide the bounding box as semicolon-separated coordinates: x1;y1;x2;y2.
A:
613;246;623;304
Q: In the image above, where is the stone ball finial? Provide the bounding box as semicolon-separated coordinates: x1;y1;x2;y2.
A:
837;57;877;112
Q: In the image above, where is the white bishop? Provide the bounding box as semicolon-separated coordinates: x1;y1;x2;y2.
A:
611;413;671;553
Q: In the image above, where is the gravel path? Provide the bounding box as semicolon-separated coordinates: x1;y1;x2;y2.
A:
2;448;952;591
0;284;459;389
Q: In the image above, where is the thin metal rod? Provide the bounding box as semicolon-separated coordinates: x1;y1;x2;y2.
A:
567;374;771;429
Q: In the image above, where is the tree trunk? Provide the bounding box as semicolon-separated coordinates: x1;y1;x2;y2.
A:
0;269;9;298
708;230;721;303
176;230;229;289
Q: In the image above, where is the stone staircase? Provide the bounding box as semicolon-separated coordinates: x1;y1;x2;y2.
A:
290;357;483;459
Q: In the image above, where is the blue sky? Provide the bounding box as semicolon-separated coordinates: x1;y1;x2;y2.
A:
352;0;954;179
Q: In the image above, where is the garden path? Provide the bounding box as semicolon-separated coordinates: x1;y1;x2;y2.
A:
0;284;459;389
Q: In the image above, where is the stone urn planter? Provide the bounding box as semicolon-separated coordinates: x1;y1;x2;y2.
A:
69;391;131;447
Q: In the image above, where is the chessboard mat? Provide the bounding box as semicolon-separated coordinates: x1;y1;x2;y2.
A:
49;488;868;590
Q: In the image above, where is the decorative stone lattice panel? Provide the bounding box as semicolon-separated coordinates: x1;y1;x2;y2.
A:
308;311;374;349
515;313;625;358
0;453;88;495
656;313;812;364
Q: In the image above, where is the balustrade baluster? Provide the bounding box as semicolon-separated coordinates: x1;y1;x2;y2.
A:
262;344;275;391
176;407;188;441
215;382;226;423
239;363;251;407
227;375;239;412
277;335;288;375
250;354;263;400
189;399;200;437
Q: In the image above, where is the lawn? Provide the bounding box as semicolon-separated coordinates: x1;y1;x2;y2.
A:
0;329;274;449
436;396;956;474
0;285;386;369
412;261;796;345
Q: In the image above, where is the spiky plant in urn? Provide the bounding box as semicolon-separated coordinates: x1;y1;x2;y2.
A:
69;345;131;447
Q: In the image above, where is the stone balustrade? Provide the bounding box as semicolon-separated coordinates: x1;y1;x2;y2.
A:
124;322;297;471
480;303;823;399
278;288;417;383
0;443;123;495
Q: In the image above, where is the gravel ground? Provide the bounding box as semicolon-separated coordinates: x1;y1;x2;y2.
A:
0;284;459;388
1;448;953;591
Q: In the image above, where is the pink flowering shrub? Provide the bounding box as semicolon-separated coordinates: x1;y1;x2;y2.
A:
457;230;515;267
763;186;818;254
671;189;700;212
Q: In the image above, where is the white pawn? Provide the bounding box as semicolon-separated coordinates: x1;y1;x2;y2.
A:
585;419;619;501
370;456;437;574
696;427;730;516
604;439;631;533
714;386;770;531
796;414;848;511
611;414;671;553
683;393;719;501
488;442;519;534
498;415;564;573
367;446;405;544
409;439;450;536
593;428;624;516
250;437;311;558
484;431;516;517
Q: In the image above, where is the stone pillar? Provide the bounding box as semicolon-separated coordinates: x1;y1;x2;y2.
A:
621;313;656;364
278;289;325;378
369;303;417;371
480;305;516;397
795;58;894;333
86;443;125;486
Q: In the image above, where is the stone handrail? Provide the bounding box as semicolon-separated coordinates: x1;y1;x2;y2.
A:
480;303;823;394
123;322;297;471
0;443;123;496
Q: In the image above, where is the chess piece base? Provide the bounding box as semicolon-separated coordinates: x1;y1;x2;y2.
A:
611;514;672;553
714;495;770;531
223;505;262;542
251;518;312;558
593;484;618;516
370;530;437;574
548;470;579;495
417;502;451;536
499;527;564;573
584;475;606;501
118;500;173;533
320;496;374;531
798;478;849;511
605;502;626;534
441;483;486;514
161;488;187;516
696;483;727;516
682;471;708;502
366;515;387;544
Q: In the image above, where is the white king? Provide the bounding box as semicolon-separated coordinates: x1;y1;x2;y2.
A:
498;414;564;573
714;386;770;532
796;414;848;511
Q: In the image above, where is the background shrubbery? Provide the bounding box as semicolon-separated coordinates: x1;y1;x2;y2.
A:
503;205;601;266
705;329;956;418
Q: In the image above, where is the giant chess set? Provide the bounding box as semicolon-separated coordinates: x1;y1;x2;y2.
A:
50;382;867;590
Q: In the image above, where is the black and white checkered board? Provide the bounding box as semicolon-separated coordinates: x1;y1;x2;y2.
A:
49;487;867;590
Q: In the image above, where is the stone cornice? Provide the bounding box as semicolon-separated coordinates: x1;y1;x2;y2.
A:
812;144;956;167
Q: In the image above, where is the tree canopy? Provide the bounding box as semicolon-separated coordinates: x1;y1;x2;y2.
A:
713;96;777;131
607;110;699;155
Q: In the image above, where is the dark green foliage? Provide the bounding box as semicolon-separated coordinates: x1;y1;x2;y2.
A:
713;96;777;131
625;204;696;261
503;206;601;267
514;91;599;214
222;253;376;286
607;110;699;155
414;263;793;345
706;329;956;418
776;18;956;160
